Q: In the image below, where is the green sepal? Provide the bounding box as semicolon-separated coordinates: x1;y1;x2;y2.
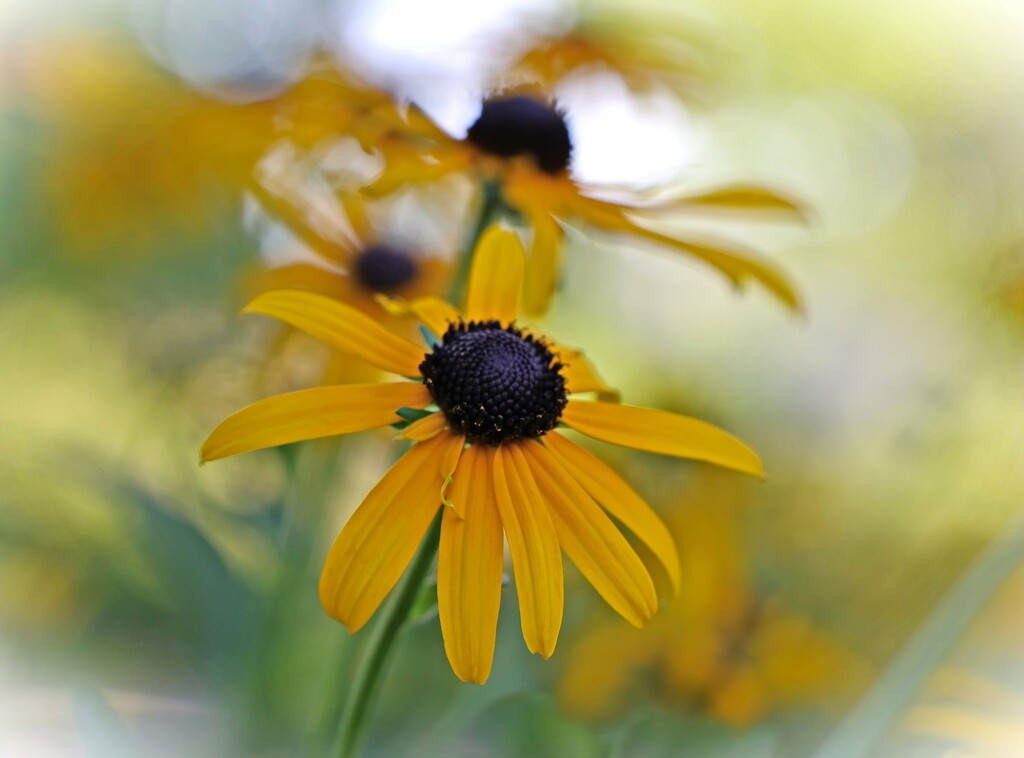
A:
390;406;436;430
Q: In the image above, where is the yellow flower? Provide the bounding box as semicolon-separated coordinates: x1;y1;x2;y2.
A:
246;181;449;318
559;470;866;725
9;36;422;254
364;87;806;316
201;225;763;683
512;6;712;99
244;179;450;386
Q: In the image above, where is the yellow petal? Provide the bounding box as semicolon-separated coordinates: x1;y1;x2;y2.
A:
249;181;355;266
410;297;461;337
554;345;620;402
437;445;504;683
397;411;447;442
656;185;811;223
521;209;564;317
519;440;657;627
376;294;460;338
492;445;563;657
319;432;451;632
246;263;353;302
201;382;430;462
245;289;426;377
627;225;803;313
438;432;466;516
339;192;373;241
562;400;764;478
542;431;680;593
569;193;802;312
363;141;471;198
464;225;526;323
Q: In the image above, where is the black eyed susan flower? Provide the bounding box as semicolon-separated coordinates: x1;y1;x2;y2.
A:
201;225;764;683
243;175;451;386
247;180;449;320
365;87;807;316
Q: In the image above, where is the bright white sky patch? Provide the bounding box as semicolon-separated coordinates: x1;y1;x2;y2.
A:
556;69;696;188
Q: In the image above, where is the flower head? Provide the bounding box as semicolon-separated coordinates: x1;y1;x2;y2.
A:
363;85;807;316
247;180;448;319
201;225;763;683
465;96;573;174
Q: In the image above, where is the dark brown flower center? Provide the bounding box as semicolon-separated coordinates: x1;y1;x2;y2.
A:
353;244;418;293
419;321;567;445
465;96;572;174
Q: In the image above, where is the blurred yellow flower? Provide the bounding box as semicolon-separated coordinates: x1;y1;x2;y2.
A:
244;179;450;386
512;5;711;99
246;180;449;319
364;87;805;315
5;36;423;255
559;470;867;727
201;225;764;683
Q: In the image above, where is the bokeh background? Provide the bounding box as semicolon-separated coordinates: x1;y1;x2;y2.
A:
2;0;1024;756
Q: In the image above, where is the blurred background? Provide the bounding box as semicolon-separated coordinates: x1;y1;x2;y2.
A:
2;0;1024;756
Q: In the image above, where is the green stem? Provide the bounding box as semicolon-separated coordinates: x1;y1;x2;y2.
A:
449;179;505;307
331;511;442;758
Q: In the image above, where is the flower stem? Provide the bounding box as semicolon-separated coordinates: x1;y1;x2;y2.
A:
449;179;505;307
331;510;442;758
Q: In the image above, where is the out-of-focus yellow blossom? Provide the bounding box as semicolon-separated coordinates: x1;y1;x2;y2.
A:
363;83;806;315
512;5;711;99
246;182;449;321
559;470;867;727
3;37;425;255
244;178;450;386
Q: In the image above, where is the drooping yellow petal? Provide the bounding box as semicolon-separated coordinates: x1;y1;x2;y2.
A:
397;411;447;441
521;208;564;317
249;181;355;266
519;441;657;627
464;225;526;324
201;382;431;462
245;289;426;377
319;432;451;632
562;400;764;478
437;445;504;683
554;344;620;402
338;192;373;242
624;224;802;313
492;445;563;657
568;193;802;312
363;140;472;198
542;431;680;593
653;185;810;223
376;294;460;338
